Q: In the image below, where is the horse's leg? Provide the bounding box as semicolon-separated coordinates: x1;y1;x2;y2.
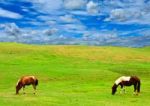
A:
23;85;26;94
120;84;123;94
123;87;126;94
133;84;137;95
32;84;36;94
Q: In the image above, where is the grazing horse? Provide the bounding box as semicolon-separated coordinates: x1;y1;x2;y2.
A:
112;76;140;95
16;76;38;94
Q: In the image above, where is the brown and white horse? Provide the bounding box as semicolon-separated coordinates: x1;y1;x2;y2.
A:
16;76;38;94
112;76;140;95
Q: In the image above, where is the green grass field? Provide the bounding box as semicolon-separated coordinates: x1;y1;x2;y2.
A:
0;43;150;106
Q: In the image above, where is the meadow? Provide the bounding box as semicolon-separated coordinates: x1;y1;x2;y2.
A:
0;43;150;106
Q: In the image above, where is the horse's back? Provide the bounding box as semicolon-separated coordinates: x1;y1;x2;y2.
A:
20;76;38;85
130;76;140;83
115;76;131;85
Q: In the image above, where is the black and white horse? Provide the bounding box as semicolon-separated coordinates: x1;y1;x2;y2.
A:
112;76;140;95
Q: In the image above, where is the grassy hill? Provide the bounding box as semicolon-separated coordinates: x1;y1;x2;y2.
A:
0;43;150;106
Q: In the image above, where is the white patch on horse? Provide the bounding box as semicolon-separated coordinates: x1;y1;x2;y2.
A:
115;76;131;85
16;79;20;86
30;76;35;79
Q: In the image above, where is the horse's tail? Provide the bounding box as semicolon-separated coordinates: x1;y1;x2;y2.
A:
137;80;140;93
35;79;38;86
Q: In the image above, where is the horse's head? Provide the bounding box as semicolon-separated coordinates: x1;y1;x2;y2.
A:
16;81;22;94
112;84;117;95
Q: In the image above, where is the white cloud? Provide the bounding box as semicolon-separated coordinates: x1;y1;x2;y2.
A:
105;9;128;22
0;8;22;19
86;1;99;15
64;0;87;10
0;23;150;47
105;8;145;23
22;20;44;26
3;23;21;36
21;6;38;15
102;0;150;24
60;15;78;23
81;29;150;47
37;15;59;24
102;0;145;9
27;0;63;13
1;0;150;47
21;6;30;12
47;20;57;25
0;23;23;42
82;30;118;41
43;28;58;36
37;15;51;21
61;24;86;32
70;10;88;16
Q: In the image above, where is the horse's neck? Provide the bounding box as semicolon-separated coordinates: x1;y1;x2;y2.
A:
115;79;121;85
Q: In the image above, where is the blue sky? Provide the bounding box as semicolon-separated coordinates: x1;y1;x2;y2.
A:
0;0;150;47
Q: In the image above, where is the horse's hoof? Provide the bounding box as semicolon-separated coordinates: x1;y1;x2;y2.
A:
133;92;138;95
135;93;139;96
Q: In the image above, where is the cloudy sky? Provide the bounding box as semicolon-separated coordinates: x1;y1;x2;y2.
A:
0;0;150;47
